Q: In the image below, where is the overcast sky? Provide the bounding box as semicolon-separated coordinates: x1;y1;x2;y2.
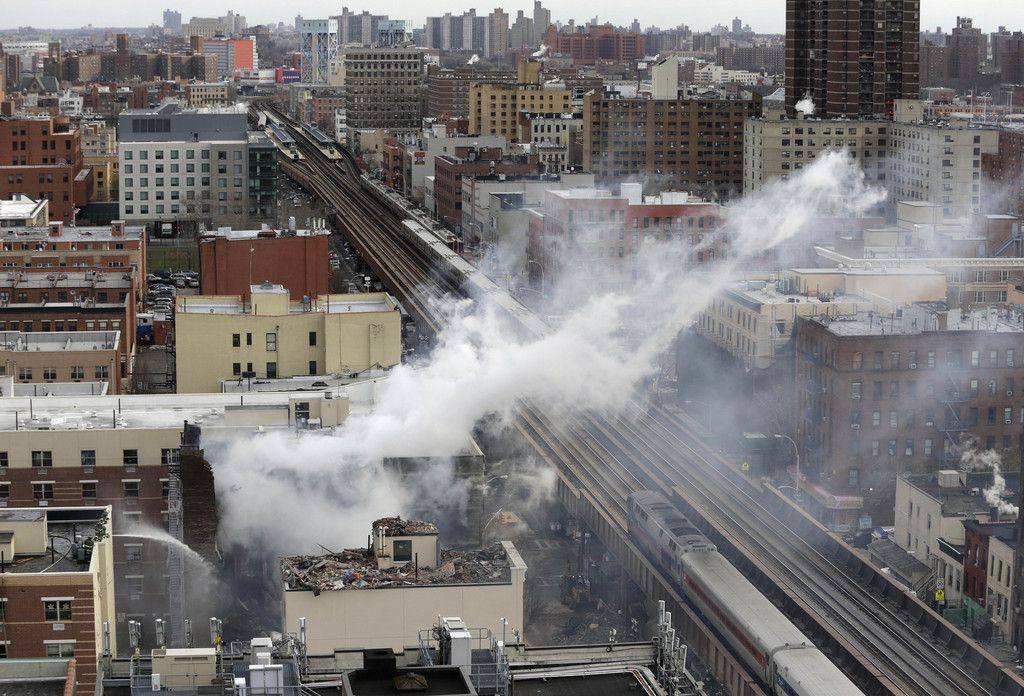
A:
1;1;1021;35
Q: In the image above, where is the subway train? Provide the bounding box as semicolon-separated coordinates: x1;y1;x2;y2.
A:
628;491;865;696
398;218;549;338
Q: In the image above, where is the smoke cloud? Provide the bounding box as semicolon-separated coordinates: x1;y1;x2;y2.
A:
961;447;1020;517
208;150;885;557
795;93;815;117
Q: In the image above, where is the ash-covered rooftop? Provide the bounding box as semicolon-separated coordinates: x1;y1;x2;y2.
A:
281;544;512;594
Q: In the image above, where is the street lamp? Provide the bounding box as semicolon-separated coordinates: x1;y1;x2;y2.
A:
526;259;545;299
774;434;802;503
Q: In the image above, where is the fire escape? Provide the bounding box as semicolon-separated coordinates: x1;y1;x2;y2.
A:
939;368;969;468
799;345;826;481
165;448;184;646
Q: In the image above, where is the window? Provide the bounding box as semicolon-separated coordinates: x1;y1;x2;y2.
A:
70;366;84;380
123;449;138;466
43;600;71;621
81;450;96;466
393;539;412;562
872;411;881;427
124;575;143;594
309;360;317;375
873;381;883;400
849;469;859;487
890;382;899;399
874;351;883;369
81;481;96;499
908;351;917;367
851;382;862;399
246;333;252;346
1008;350;1016;368
927;351;936;368
0;483;8;500
871;440;880;456
125;545;143;562
18;367;31;380
309;331;317;346
43;367;56;381
161;479;169;499
0;452;6;469
232;333;240;347
971;350;980;367
905;439;914;456
233;362;241;376
95;366;109;379
32;482;53;500
266;333;277;352
852;352;863;369
45;642;75;657
31;451;53;467
890;352;900;369
161;449;179;465
123;480;140;498
266;362;277;378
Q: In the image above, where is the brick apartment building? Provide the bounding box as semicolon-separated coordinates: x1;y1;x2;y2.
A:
962;520;1016;611
0;220;146;281
434;148;542;231
198;226;330;301
583;94;762;201
983;127;1024;218
527;184;723;289
785;0;920;117
0;115;88;223
0;329;122;394
0;270;138;384
426;67;514;119
795;303;1024;528
543;24;645;64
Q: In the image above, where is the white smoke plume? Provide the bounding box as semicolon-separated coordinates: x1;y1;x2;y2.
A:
466;54;480;65
961;447;1019;517
531;44;549;58
209;150;885;555
795;92;815;117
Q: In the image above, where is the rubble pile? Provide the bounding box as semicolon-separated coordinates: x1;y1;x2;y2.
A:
371;516;439;536
282;544;511;595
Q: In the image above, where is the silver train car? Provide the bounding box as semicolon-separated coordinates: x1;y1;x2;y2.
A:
627;491;864;696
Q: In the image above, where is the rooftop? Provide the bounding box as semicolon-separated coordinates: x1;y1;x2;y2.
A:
372;516;438;536
903;470;1020;518
0;221;143;242
811;304;1024;337
0;330;119;352
0;507;108;575
282;544;512;593
962;519;1018;543
0;270;134;290
176;291;397;315
726;279;874;307
199;225;332;241
0;195;47;221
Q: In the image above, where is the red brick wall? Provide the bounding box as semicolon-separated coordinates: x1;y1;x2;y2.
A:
0;117;83;222
198;235;330;301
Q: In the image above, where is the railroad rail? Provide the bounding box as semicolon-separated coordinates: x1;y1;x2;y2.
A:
256;104;1022;696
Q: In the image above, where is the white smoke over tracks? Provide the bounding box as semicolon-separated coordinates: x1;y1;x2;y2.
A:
210;151;885;555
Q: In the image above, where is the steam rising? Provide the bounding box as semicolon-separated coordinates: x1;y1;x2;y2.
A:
466;54;480;65
209;151;885;556
795;93;815;117
532;44;549;58
961;447;1020;517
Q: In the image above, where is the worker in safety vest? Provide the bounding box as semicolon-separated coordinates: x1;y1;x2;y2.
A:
935;587;946;611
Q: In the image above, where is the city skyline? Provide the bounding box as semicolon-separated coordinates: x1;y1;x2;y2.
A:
1;1;1021;35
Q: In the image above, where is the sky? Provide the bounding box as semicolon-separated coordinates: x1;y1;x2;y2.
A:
1;1;1021;35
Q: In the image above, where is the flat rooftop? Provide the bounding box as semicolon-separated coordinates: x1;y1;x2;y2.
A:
726;280;874;307
177;292;396;315
282;544;512;592
199;226;330;240
513;669;662;695
345;666;474;695
0;271;133;290
0;223;144;241
1;508;108;575
904;470;1020;517
815;305;1024;336
0;197;46;220
0;330;119;352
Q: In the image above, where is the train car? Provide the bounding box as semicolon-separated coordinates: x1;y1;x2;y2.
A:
627;491;864;696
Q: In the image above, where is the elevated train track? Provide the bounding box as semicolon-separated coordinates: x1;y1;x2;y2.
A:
257;104;1021;696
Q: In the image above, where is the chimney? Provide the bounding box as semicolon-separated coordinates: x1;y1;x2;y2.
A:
110;220;125;238
48;221;64;238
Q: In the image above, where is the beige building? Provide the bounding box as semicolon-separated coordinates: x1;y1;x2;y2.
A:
0;195;48;227
987;532;1016;640
0;330;120;391
695;267;947;370
743;116;889;194
185;82;234;108
282;518;526;653
470;73;572;144
174;283;402;393
888;101;999;218
80;122;119;203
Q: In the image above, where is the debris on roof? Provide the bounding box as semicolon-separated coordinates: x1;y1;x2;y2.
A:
371;516;439;536
281;544;511;595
